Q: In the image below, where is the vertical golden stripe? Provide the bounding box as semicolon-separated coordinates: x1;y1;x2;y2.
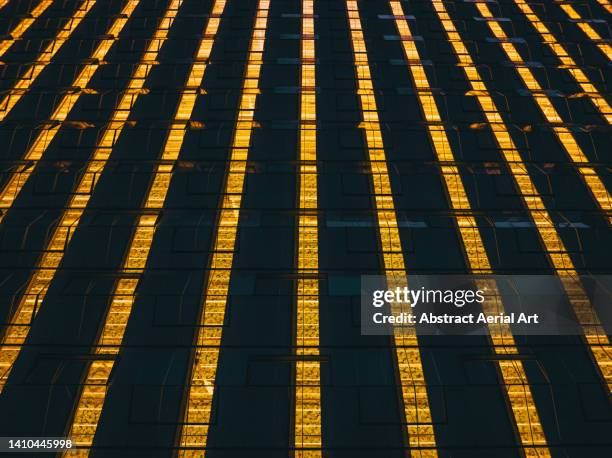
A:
0;0;54;59
474;2;612;224
176;2;269;456
0;0;142;225
512;0;611;123
556;0;612;59
0;0;150;394
62;1;226;455
294;2;321;457
346;2;438;456
434;1;612;392
390;2;551;455
0;0;99;121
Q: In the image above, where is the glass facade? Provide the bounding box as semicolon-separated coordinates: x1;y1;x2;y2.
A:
0;0;610;456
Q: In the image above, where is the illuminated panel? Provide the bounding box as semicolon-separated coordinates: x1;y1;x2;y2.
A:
175;2;269;456
62;1;227;454
294;2;322;457
0;0;98;121
436;1;612;392
0;0;183;395
512;0;611;123
390;2;550;455
346;2;438;456
556;1;612;60
474;2;612;223
0;0;142;225
0;0;54;59
595;0;612;14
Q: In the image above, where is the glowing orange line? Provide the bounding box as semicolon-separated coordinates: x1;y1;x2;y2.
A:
177;2;269;456
0;0;54;59
294;2;322;456
347;2;438;456
0;0;141;224
64;1;226;454
512;0;611;124
556;0;612;60
0;0;98;121
474;1;612;223
0;0;148;394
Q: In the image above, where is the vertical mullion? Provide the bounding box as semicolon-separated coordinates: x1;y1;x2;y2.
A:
176;2;270;456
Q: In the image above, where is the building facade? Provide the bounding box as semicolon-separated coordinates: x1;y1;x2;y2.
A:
0;0;610;456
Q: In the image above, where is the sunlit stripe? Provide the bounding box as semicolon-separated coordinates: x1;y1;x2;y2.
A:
437;1;612;393
0;0;141;225
595;0;612;14
474;2;612;224
0;0;154;395
556;0;612;60
391;2;551;455
62;1;227;455
0;0;157;392
512;0;611;123
176;2;269;456
346;2;437;456
0;0;54;60
294;2;321;457
0;0;98;121
0;1;9;11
